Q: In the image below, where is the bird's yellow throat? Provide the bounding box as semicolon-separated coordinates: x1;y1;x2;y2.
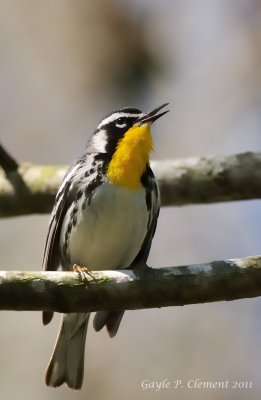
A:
107;124;153;190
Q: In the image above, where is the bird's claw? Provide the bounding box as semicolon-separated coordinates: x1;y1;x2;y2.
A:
72;264;96;281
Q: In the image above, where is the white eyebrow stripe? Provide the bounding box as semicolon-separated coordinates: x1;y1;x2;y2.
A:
97;112;144;129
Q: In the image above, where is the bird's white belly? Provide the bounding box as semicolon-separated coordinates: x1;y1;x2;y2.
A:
62;181;148;270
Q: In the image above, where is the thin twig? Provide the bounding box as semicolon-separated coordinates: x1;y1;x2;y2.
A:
0;143;18;171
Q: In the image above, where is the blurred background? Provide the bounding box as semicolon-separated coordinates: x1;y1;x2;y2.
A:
0;0;261;399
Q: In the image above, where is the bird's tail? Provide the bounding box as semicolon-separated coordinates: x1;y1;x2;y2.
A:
93;310;125;337
45;313;90;390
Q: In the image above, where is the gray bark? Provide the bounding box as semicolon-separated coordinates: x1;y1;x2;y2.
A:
1;151;261;217
0;255;260;312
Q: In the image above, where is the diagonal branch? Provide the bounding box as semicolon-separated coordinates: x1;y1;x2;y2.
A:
0;255;261;313
1;151;261;217
0;143;18;171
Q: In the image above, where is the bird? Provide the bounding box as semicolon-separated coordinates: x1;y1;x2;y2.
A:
42;103;169;389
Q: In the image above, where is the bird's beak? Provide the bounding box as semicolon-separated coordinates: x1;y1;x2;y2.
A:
135;103;169;125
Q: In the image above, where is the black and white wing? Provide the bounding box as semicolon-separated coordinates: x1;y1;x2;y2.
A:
42;165;78;325
42;172;75;272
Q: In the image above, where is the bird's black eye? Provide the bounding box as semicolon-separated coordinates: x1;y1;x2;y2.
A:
115;117;127;129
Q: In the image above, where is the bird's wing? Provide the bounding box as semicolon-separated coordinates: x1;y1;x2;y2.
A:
42;179;72;272
43;153;104;272
132;165;160;265
42;164;79;325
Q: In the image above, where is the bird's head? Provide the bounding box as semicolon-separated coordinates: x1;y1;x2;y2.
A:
89;103;169;189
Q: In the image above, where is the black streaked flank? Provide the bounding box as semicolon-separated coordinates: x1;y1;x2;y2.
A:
84;175;104;206
76;190;83;200
141;165;158;210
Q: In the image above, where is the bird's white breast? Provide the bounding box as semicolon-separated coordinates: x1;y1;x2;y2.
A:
60;181;149;270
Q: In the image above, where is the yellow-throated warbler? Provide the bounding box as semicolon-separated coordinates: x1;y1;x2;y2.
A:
43;103;169;389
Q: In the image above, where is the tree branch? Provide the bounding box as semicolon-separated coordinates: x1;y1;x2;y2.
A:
0;255;261;312
1;151;261;217
152;152;261;206
0;144;18;171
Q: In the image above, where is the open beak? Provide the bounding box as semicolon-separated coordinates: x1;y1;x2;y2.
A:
136;103;169;125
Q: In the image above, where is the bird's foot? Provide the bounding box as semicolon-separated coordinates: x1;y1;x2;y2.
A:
72;264;96;281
